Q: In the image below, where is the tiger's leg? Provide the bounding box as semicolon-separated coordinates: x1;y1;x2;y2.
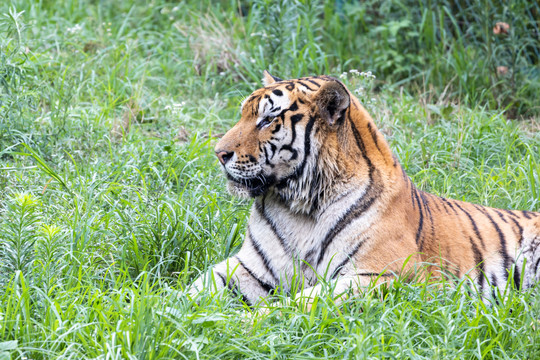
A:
188;255;277;306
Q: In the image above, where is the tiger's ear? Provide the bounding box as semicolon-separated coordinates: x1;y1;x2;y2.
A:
313;80;350;126
263;70;282;86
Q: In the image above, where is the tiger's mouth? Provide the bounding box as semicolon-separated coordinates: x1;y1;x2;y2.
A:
225;173;274;197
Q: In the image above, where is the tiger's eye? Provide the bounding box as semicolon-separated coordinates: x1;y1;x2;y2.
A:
258;117;274;129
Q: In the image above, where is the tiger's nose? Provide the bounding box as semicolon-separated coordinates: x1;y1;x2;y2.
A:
216;150;234;165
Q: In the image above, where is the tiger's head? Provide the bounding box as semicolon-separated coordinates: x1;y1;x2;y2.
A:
215;71;355;213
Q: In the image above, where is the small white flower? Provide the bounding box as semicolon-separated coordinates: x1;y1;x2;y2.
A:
219;72;226;76
67;24;82;34
250;58;256;63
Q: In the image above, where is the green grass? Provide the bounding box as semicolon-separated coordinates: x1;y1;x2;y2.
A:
0;0;539;359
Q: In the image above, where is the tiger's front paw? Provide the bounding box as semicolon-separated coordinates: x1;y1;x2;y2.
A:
186;276;205;300
256;298;292;317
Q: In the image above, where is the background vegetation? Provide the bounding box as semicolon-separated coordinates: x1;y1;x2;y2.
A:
0;0;539;358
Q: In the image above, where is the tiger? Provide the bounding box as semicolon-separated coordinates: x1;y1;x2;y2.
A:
188;70;540;308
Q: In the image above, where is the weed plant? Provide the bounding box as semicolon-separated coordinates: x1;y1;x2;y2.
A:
0;0;539;358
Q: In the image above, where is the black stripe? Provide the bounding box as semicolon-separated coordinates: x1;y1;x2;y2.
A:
271;124;281;134
522;211;532;219
437;197;451;215
507;215;524;245
289;112;304;125
367;122;381;154
453;202;486;250
419;191;435;252
473;205;512;282
401;166;409;184
410;185;416;210
317;188;355;216
468;236;485;295
330;239;365;279
351;97;359;109
269;142;277;158
296;80;317;91
276;113;303;161
276;115;316;190
216;272;227;287
236;256;275;294
491;274;498;291
534;256;540;275
288;101;299;112
495;209;526;246
428;194;441;212
305;78;322;87
307;153;322;214
440;197;459;216
226;276;251;306
503;209;520;219
248;94;261;106
279;145;298;160
255;198;289;251
263;145;273;166
264;94;274;106
512;265;521;290
413;189;425;248
491;274;499;302
439;199;451;215
357;272;393;277
492;209;508;223
316;119;380;265
471;204;488;215
248;224;279;281
272;89;283;96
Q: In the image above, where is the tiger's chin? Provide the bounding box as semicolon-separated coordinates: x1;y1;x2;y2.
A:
225;175;274;198
226;181;255;198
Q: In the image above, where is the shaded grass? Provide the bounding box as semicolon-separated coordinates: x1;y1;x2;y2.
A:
0;0;539;359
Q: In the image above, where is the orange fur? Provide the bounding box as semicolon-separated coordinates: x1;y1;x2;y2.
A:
195;73;540;306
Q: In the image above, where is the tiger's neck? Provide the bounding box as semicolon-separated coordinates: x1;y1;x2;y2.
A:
343;98;399;175
268;99;406;216
320;99;406;204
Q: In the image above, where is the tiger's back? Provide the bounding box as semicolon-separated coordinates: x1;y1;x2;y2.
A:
189;71;540;306
398;184;540;293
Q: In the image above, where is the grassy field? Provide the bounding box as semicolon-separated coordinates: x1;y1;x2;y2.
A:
1;0;540;359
